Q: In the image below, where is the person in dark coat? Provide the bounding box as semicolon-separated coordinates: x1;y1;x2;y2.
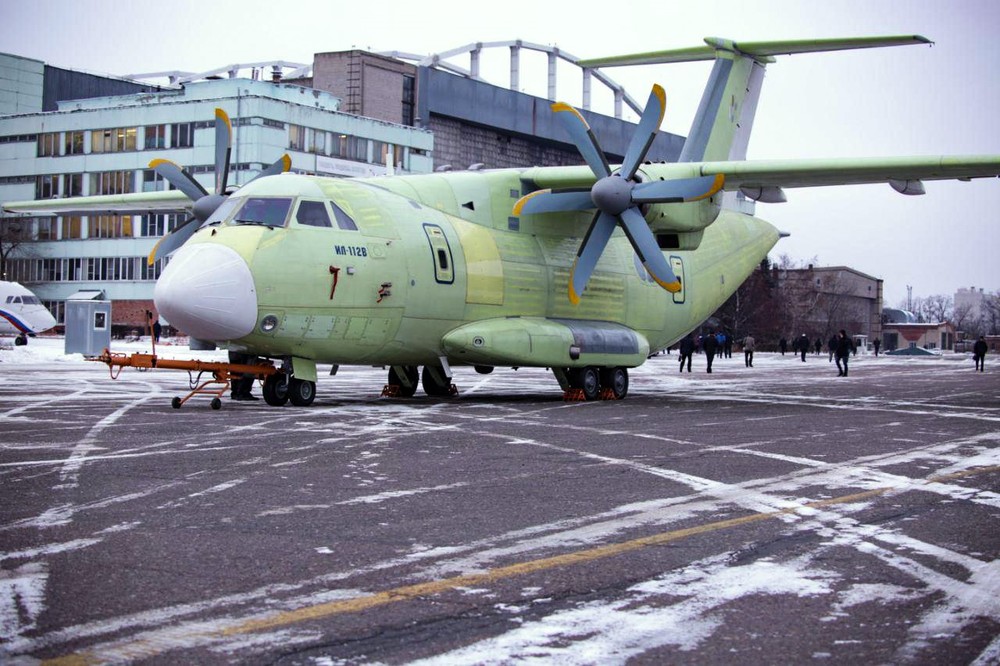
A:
873;338;881;356
973;336;988;372
779;337;787;355
678;334;695;373
828;335;838;362
797;334;809;362
835;329;855;377
702;331;718;373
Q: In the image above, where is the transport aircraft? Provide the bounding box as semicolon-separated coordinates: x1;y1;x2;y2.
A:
0;280;57;344
4;36;999;405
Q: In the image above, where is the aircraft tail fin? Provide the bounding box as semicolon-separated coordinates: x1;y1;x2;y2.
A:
580;36;932;164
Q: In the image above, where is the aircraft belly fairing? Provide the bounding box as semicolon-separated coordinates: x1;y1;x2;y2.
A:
442;317;650;369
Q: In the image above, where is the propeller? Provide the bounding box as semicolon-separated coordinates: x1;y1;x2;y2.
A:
514;85;724;304
147;108;292;265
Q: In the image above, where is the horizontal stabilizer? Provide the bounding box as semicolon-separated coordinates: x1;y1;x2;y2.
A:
578;35;932;67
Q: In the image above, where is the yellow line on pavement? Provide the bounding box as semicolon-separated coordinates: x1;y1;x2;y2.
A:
43;464;1000;664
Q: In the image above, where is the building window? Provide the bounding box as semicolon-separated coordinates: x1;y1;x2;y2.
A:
331;133;347;157
37;218;58;240
139;214;175;238
374;142;405;169
61;216;83;239
142;169;165;192
64;173;83;197
65;258;83;281
36;174;59;199
91;170;134;195
145;124;166;149
308;128;326;154
171;122;194;148
141;257;167;281
65;131;85;155
402;75;415;126
288;124;305;151
44;300;64;324
88;215;133;239
91;127;137;153
37;132;59;157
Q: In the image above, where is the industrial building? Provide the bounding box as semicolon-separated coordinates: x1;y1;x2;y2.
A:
0;45;684;332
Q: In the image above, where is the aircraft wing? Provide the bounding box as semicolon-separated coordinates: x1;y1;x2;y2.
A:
2;190;192;216
701;155;1000;190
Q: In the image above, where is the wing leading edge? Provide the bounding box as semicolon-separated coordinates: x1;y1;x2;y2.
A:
2;190;193;217
517;155;1000;198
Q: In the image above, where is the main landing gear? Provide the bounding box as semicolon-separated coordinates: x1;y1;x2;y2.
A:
263;373;316;407
558;366;629;401
382;365;458;398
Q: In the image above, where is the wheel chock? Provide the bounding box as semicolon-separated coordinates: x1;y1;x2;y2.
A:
599;388;618;400
380;384;401;398
563;388;587;401
448;383;459;396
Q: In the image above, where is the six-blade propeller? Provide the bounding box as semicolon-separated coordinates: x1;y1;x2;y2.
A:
514;85;724;304
147;108;291;265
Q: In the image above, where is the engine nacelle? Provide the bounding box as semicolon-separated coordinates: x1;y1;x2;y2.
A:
643;197;722;250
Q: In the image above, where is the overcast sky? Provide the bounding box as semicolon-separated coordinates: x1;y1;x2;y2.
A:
2;0;999;306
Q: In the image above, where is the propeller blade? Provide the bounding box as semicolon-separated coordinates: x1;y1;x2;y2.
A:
513;188;594;216
246;154;292;184
618;207;681;293
568;211;617;304
551;102;611;179
631;173;725;204
214;108;232;195
150;158;208;202
619;85;666;181
147;216;201;266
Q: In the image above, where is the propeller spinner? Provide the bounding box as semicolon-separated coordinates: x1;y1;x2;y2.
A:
514;85;724;304
147;108;291;265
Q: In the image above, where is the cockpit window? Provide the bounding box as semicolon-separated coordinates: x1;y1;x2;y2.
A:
330;202;358;231
232;197;293;227
296;200;332;228
206;197;241;225
21;295;39;305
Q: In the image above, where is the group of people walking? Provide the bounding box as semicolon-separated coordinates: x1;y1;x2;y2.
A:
673;331;989;375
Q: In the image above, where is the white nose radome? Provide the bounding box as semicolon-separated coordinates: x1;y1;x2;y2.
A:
154;243;258;341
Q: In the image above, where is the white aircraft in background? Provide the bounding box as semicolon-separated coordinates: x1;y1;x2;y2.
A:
0;280;57;344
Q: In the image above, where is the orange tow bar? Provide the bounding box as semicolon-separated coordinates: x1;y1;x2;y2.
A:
93;349;279;410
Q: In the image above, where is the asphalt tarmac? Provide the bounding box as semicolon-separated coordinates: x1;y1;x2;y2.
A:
1;340;999;665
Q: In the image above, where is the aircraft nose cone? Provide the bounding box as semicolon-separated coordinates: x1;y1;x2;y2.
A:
154;243;258;341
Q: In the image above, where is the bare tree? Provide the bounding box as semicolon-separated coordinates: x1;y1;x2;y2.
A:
921;294;953;323
0;217;35;281
952;300;977;335
981;292;1000;335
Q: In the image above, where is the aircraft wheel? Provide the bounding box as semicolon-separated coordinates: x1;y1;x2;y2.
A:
388;366;418;397
600;367;629;400
570;367;601;401
421;366;454;397
288;378;316;407
263;373;290;406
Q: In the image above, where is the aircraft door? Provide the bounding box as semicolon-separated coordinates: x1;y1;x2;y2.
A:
423;223;454;284
669;255;685;304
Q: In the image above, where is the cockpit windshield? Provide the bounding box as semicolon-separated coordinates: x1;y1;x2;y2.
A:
230;198;293;228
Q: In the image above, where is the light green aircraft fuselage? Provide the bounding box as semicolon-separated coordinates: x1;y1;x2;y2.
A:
193;168;777;373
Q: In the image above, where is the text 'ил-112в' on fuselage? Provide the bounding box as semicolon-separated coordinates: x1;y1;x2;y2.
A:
5;35;1000;406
